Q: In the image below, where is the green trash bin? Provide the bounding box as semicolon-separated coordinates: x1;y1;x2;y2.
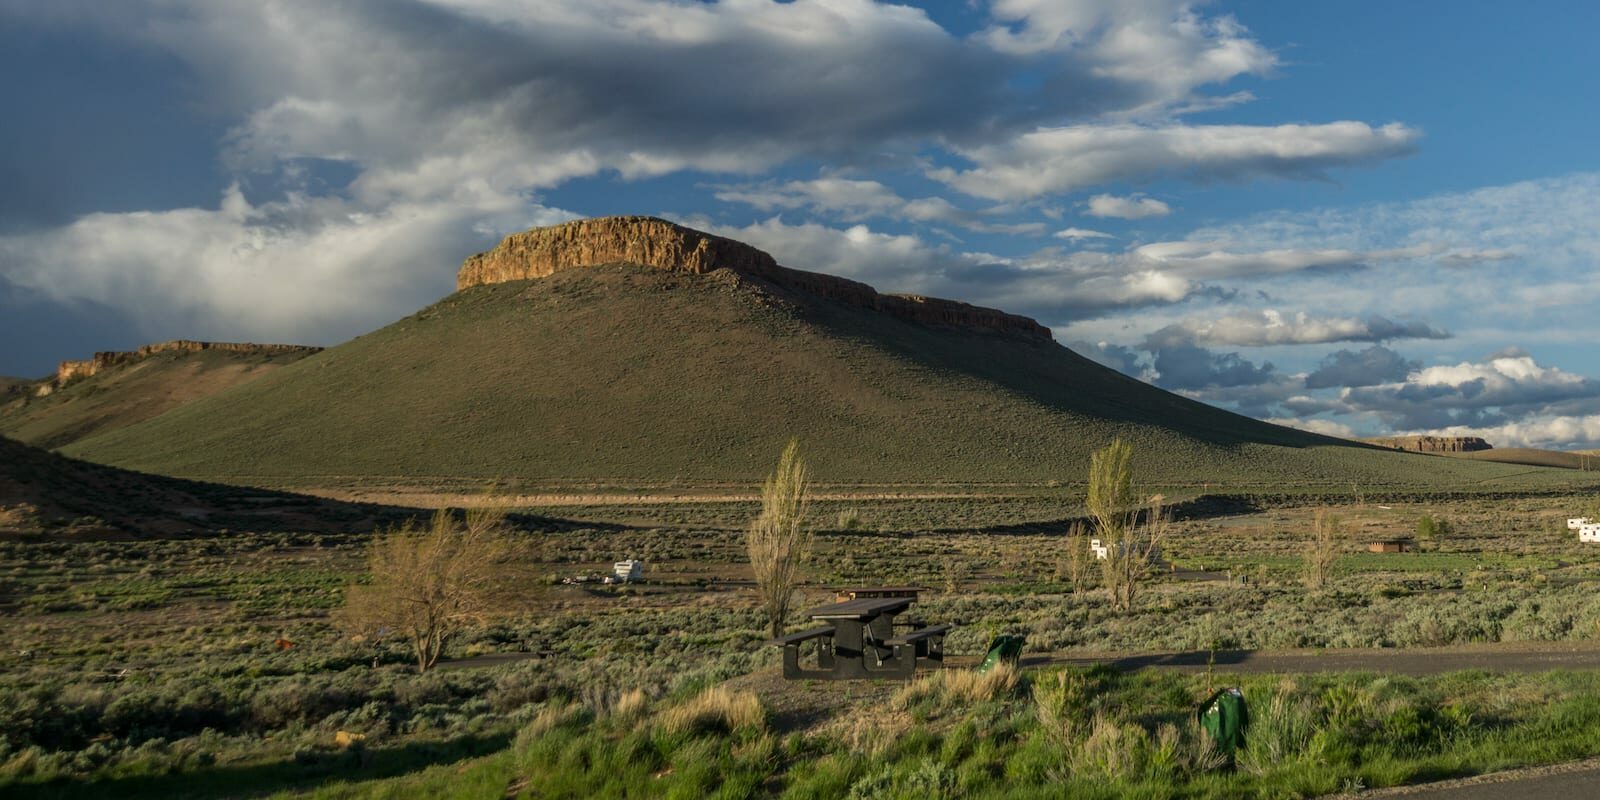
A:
1197;687;1249;762
976;634;1025;673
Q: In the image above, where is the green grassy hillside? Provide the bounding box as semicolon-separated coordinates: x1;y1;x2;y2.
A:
1;347;315;450
1451;448;1600;471
60;264;1589;490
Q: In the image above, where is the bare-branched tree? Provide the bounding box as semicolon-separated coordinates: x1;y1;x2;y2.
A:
339;505;515;672
748;439;812;639
1303;508;1342;589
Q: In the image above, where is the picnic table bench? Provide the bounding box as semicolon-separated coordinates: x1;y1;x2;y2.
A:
767;590;952;680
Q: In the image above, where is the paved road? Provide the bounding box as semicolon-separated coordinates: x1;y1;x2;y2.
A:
1329;757;1600;799
1030;641;1600;676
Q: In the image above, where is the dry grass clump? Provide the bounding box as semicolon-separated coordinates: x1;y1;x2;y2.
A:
613;688;649;722
894;662;1021;711
658;686;765;737
1054;711;1225;782
825;710;913;757
1032;669;1096;747
525;701;584;737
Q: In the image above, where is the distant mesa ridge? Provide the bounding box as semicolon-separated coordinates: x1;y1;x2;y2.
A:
54;340;323;389
1362;435;1493;453
458;216;1053;341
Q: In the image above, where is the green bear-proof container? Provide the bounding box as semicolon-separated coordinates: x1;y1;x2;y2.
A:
1197;687;1249;759
976;634;1025;673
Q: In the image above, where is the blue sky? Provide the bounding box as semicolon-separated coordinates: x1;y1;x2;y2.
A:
3;1;1599;448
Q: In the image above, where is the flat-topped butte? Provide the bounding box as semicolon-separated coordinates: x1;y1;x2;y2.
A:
458;216;1052;341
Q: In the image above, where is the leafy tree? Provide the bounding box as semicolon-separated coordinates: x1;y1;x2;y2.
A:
748;439;812;639
1417;515;1452;551
1086;439;1166;611
1303;508;1342;589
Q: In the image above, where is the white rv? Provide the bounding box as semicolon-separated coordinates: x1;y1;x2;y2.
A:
1581;525;1600;544
1569;518;1592;530
612;559;644;582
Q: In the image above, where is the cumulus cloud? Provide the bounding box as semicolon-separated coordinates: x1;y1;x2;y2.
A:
1150;345;1276;390
1071;340;1147;377
711;178;1045;234
1;0;1424;352
1338;352;1600;430
1416;416;1600;450
1085;194;1171;219
1142;310;1449;348
0;183;576;344
979;0;1276;103
1304;346;1419;389
932;122;1420;201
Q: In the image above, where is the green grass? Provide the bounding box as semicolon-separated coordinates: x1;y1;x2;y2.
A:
243;668;1600;799
55;265;1596;491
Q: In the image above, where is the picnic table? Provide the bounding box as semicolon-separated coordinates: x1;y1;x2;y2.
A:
766;589;952;680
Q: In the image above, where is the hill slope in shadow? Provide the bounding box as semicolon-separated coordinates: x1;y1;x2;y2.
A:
60;260;1573;491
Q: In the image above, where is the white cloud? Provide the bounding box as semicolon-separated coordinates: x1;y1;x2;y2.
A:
980;0;1276;110
0;184;575;344
1085;194;1171;219
1143;310;1449;348
1417;416;1600;450
711;178;1045;234
1339;353;1600;430
1054;227;1116;240
932;122;1420;201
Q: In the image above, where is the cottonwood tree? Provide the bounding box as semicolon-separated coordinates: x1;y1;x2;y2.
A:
1086;439;1167;612
340;505;515;672
748;439;812;639
1303;508;1342;589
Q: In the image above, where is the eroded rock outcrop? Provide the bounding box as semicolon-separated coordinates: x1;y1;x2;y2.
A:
55;340;322;387
1362;435;1494;453
458;216;1052;340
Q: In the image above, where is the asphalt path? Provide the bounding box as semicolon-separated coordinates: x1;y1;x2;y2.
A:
1031;640;1600;675
1326;757;1600;799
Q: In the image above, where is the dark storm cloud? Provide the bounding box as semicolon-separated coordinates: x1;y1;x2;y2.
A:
1304;346;1419;389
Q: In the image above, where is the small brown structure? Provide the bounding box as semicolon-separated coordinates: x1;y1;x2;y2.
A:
1367;539;1414;553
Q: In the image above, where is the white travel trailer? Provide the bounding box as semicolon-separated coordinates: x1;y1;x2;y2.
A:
1089;539;1110;560
612;559;644;582
1569;518;1592;530
1581;524;1600;544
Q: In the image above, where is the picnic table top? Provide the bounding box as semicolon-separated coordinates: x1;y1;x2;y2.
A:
805;595;914;620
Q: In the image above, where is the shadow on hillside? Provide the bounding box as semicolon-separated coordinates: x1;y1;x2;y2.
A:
6;732;512;800
794;291;1357;452
928;494;1265;536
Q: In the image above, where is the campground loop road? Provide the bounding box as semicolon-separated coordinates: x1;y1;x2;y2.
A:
1031;641;1600;676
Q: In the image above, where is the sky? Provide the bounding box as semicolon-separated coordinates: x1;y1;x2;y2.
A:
3;1;1599;448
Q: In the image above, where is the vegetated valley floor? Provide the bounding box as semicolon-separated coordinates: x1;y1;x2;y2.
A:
10;491;1600;798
